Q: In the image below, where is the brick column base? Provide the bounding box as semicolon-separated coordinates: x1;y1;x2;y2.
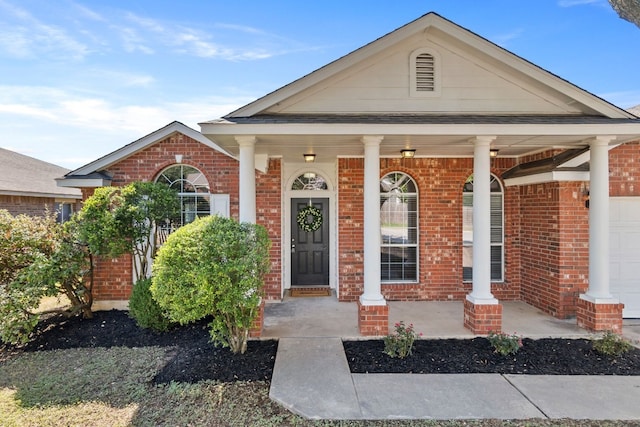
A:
576;298;624;333
464;299;503;335
358;301;389;336
249;299;265;338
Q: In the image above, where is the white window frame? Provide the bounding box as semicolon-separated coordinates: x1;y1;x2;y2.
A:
380;171;419;283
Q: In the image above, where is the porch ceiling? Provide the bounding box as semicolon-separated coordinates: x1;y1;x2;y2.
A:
200;116;640;162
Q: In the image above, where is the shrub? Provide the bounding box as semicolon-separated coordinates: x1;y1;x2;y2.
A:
384;321;421;358
0;211;91;344
487;331;523;356
151;216;271;354
592;331;633;357
128;277;173;332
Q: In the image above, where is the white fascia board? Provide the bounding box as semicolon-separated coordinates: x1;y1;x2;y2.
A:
201;122;640;138
69;122;232;176
56;178;111;188
504;170;590;187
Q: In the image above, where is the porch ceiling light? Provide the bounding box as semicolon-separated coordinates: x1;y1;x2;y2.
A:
401;149;416;159
304;153;316;163
490;149;499;158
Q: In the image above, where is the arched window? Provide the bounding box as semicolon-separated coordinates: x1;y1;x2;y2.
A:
462;174;504;282
291;172;328;190
155;164;212;230
380;172;418;282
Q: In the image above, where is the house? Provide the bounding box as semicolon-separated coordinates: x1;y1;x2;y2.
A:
59;12;640;335
0;147;81;221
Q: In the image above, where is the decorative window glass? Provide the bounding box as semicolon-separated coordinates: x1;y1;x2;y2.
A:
291;172;328;190
155;165;212;239
462;175;504;282
380;172;418;282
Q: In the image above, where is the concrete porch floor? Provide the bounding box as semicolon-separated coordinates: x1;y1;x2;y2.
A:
262;294;640;340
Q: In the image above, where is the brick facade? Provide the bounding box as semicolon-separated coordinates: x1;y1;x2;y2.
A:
337;156;519;303
576;299;624;333
80;131;639;336
0;195;56;217
463;299;503;334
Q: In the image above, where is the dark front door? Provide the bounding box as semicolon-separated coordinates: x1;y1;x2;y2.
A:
291;198;329;286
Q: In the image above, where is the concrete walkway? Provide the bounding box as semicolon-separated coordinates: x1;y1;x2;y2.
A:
266;297;640;420
270;337;640;420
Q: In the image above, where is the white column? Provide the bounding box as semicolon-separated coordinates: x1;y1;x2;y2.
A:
582;135;617;302
467;136;499;304
360;135;386;306
237;136;256;224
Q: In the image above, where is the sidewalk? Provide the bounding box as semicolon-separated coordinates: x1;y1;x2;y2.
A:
265;297;640;420
270;337;640;420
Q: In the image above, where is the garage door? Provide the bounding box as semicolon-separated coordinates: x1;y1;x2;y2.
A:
610;197;640;318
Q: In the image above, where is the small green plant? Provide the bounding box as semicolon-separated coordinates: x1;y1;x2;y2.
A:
128;277;173;332
384;321;422;358
592;331;633;357
487;331;523;356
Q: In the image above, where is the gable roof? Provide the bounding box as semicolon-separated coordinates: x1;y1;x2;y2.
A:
59;121;233;187
200;12;640;162
0;148;81;199
222;12;634;120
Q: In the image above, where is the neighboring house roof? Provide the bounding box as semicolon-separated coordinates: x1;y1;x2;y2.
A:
200;12;640;162
58;121;233;188
0;148;81;199
629;105;640;118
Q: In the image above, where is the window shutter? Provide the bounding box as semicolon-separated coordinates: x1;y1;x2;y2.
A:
416;53;435;92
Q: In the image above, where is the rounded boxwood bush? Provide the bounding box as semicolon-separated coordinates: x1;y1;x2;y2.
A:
128;277;173;332
151;216;270;353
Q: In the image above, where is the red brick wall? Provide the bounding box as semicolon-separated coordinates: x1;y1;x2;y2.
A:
610;141;640;197
87;132;242;301
337;156;519;302
519;182;589;318
256;158;282;301
0;195;56;217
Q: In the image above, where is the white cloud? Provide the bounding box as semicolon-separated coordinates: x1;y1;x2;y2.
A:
0;0;89;60
558;0;603;6
491;28;525;47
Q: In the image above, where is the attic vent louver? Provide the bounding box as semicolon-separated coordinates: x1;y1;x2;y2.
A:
415;53;435;92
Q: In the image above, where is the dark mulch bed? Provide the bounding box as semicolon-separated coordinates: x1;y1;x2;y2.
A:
344;338;640;375
0;310;277;384
2;310;640;384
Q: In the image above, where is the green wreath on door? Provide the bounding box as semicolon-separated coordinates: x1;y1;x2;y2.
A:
296;205;323;232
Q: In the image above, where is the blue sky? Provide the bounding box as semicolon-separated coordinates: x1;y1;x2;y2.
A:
1;0;639;169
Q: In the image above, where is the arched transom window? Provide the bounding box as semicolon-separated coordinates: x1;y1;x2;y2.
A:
291;172;328;190
462;174;504;282
380;172;418;282
155;165;212;229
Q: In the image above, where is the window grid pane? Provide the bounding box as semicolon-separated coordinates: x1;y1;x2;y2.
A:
380;172;418;282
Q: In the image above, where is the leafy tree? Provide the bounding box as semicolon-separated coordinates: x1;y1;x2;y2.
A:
0;211;90;344
75;182;179;282
609;0;640;29
151;216;271;354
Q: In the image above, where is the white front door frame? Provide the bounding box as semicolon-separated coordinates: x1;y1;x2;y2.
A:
283;162;337;298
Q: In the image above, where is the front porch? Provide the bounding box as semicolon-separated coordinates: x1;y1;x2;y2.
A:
262;296;593;339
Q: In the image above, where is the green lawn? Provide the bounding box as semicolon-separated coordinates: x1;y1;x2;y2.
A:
0;346;632;426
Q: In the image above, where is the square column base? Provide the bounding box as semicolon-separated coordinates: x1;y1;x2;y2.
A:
249;299;265;338
576;298;624;333
464;299;503;335
358;301;389;336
